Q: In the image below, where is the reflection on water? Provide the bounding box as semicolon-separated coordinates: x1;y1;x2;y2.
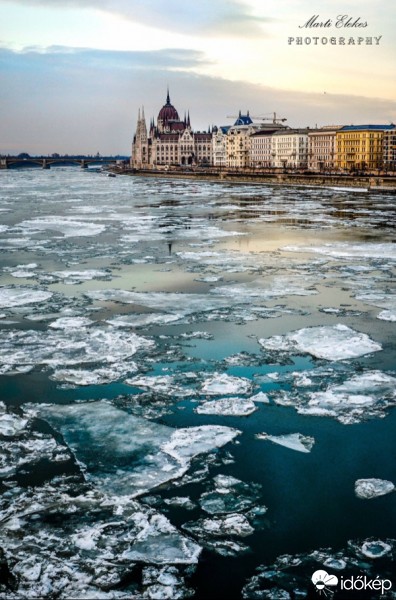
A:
0;168;395;600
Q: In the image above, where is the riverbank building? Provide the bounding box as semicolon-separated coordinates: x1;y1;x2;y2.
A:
131;91;212;169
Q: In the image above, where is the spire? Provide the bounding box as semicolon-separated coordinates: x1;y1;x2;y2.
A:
142;106;145;120
138;108;141;121
166;86;170;105
187;110;190;127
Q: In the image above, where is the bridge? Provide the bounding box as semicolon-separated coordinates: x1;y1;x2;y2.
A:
0;156;128;169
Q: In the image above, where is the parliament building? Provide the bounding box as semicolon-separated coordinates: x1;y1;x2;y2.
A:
131;91;213;169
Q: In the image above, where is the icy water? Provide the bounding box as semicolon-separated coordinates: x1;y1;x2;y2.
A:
0;168;395;599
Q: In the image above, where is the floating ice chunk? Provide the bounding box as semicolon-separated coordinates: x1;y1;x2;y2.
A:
0;403;28;437
10;270;37;278
49;317;94;329
201;373;252;395
162;425;240;468
196;397;257;416
0;287;52;308
323;557;347;570
142;565;193;599
126;375;173;393
283;242;396;260
183;514;254;538
38;401;240;497
259;324;381;361
355;292;396;322
250;391;270;403
211;275;319;301
377;310;396;322
125;375;195;398
360;540;392;559
52;269;110;282
305;371;396;423
355;478;395;499
0;327;154;376
18;216;106;237
51;362;138;386
199;475;263;515
0;481;201;599
86;289;231;317
163;497;196;510
256;432;315;453
121;512;201;564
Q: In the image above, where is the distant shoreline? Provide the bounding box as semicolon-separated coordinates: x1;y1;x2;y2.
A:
120;167;396;193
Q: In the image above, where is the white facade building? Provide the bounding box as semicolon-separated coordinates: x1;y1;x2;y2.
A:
271;129;310;169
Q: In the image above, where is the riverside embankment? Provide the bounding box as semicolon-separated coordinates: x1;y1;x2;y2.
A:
121;167;396;192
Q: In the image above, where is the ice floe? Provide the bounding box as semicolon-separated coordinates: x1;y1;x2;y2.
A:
211;275;319;301
0;327;153;378
49;316;94;329
360;540;393;559
301;371;396;424
0;287;52;308
354;478;395;499
256;432;315;453
37;401;240;497
125;375;194;397
86;289;231;318
259;324;381;361
355;292;396;322
17;216;106;237
199;475;264;515
283;242;396;261
51;269;111;283
0;403;70;478
201;373;252;395
184;513;254;538
196;397;257;416
0;480;200;599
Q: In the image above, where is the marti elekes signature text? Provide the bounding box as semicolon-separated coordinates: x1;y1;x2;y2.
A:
288;14;382;45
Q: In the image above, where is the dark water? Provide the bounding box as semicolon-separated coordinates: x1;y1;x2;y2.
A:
0;168;395;599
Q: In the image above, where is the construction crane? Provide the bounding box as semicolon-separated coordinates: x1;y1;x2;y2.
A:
226;111;287;124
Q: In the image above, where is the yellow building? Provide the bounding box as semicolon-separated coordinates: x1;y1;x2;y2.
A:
336;125;394;172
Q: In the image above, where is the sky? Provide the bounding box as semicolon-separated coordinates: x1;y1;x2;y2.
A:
0;0;395;155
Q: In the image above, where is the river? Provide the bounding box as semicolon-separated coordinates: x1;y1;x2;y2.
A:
0;167;395;599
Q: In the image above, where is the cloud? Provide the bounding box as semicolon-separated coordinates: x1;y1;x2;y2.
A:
1;0;271;37
0;46;395;155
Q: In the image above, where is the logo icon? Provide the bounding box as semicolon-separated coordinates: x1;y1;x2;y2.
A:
312;570;338;596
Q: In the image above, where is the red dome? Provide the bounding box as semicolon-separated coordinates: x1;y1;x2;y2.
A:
158;91;179;123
